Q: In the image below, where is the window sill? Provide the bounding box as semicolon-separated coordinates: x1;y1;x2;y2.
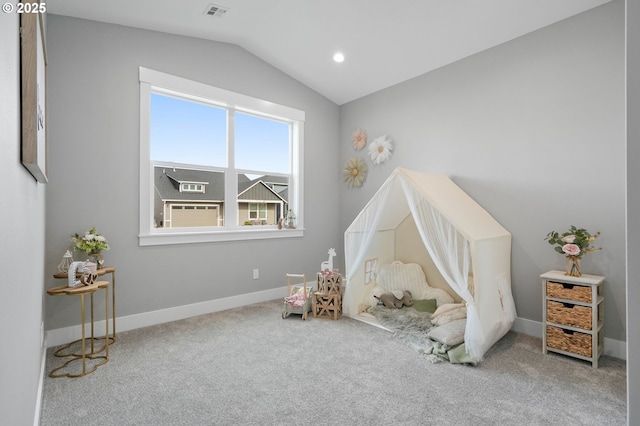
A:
139;227;304;246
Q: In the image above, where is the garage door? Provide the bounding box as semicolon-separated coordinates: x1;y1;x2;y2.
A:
171;205;219;227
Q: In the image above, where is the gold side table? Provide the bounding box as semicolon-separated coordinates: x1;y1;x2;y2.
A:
47;281;110;378
54;266;117;342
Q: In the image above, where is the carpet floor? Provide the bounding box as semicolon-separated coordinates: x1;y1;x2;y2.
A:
40;299;626;425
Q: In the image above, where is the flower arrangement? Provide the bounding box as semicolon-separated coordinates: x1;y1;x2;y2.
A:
544;226;600;276
352;128;367;150
72;227;110;254
367;135;393;165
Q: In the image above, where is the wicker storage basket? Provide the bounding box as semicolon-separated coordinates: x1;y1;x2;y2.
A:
546;325;592;357
546;301;592;330
546;281;592;303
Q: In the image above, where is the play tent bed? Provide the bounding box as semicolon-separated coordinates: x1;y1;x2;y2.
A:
342;167;516;363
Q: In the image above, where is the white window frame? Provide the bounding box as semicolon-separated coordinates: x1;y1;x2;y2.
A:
139;67;304;246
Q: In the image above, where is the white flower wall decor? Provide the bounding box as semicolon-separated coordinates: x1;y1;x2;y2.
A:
368;135;394;165
352;128;367;150
343;157;368;188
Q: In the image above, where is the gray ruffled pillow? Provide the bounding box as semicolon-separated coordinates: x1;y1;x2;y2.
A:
426;318;466;347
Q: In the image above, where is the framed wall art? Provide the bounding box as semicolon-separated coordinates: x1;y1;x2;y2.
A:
20;1;48;183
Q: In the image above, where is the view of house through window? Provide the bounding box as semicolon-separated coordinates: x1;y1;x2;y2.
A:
148;88;294;229
139;67;304;244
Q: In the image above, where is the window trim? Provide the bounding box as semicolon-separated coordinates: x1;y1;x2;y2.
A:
139;67;304;246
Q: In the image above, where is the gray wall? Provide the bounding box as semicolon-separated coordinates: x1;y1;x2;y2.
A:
3;1;636;424
627;0;639;421
44;15;341;329
339;1;626;341
0;11;47;426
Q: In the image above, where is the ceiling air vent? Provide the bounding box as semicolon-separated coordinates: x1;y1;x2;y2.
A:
203;3;229;17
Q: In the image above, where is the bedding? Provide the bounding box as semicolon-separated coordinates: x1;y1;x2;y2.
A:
411;299;438;313
367;304;470;364
376;261;454;307
431;304;467;326
431;302;465;317
426;318;467;347
363;261;473;363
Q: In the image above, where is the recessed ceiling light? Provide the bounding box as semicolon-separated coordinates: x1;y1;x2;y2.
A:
333;52;345;63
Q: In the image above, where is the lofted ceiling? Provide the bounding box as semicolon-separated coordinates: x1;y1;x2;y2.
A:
46;0;612;105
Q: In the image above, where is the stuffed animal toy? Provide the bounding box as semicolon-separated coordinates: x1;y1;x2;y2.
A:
375;290;413;309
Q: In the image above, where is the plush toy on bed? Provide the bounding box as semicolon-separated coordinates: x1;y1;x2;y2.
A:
375;290;413;309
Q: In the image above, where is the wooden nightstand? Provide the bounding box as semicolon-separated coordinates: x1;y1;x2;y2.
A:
541;270;605;368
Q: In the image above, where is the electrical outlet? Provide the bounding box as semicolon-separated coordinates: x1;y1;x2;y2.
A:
253;269;259;279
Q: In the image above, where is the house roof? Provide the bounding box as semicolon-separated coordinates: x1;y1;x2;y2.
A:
154;166;224;202
154;166;288;203
238;180;286;203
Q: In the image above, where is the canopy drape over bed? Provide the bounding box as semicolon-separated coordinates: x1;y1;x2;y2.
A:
343;167;516;361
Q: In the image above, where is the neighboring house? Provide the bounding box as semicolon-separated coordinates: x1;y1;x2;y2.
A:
237;174;289;225
154;165;288;227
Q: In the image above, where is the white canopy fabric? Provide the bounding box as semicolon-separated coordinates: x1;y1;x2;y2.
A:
343;167;516;362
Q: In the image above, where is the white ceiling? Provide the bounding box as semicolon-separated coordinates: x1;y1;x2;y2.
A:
46;0;612;105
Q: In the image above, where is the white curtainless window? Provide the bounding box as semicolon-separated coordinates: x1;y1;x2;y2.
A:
138;67;304;246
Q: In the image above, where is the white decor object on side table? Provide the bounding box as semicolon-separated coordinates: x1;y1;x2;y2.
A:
57;250;74;273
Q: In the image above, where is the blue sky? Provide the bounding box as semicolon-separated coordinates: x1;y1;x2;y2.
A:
150;93;290;173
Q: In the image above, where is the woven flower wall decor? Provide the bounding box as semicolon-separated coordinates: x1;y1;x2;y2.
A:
368;135;394;165
352;129;367;150
343;157;368;187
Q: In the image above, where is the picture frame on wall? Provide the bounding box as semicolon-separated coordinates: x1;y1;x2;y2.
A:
20;1;48;183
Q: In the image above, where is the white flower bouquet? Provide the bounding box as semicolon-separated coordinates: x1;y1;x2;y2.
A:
72;226;110;254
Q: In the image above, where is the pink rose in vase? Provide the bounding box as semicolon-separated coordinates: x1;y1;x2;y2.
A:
562;243;581;256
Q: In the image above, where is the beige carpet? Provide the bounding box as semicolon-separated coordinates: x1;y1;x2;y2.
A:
40;299;626;425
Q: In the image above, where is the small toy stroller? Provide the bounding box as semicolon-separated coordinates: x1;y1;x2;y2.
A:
282;273;313;320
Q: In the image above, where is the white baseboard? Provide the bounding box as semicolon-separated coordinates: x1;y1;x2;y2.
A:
34;341;46;426
512;317;627;360
46;286;288;348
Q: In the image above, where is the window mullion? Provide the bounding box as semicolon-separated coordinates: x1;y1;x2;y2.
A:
225;109;238;228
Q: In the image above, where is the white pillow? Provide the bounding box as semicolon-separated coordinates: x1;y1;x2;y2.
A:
426;318;466;347
365;285;387;308
431;303;465;318
377;262;454;306
431;305;467;326
377;262;426;294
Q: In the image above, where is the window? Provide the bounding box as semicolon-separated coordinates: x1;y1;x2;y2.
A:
180;183;205;193
139;68;304;245
364;258;378;285
248;203;267;222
